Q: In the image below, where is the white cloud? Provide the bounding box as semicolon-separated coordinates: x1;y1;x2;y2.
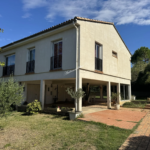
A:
22;0;48;10
22;13;31;18
22;0;150;25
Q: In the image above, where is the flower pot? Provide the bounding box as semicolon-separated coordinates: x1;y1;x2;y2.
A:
132;96;136;100
114;104;120;110
68;111;81;120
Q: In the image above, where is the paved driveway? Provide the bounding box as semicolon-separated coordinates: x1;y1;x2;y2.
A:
79;109;147;129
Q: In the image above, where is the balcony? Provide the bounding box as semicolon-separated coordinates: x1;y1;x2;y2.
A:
3;65;15;76
26;60;35;73
95;57;102;71
50;55;62;70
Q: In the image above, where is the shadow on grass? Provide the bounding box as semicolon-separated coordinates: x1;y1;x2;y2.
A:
120;135;150;150
50;115;69;120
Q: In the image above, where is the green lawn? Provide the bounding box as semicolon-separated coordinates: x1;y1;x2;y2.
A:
122;101;147;108
0;112;136;150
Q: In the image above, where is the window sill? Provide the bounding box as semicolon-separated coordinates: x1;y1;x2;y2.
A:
25;72;35;75
95;70;103;74
50;69;62;72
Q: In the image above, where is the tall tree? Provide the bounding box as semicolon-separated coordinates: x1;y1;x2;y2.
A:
131;47;150;64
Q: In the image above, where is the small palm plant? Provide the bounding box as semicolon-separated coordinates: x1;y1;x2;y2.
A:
111;92;120;105
66;88;85;112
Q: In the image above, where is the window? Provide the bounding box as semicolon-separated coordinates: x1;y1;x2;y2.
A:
50;41;62;70
3;54;15;76
28;49;35;61
112;51;117;58
6;55;15;66
53;41;62;56
26;49;35;73
95;42;103;71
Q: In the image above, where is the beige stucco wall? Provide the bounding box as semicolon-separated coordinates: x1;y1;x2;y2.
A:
0;27;76;78
78;20;131;80
27;84;40;103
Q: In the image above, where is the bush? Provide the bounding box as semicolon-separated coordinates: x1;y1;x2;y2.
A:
26;100;42;115
0;76;24;118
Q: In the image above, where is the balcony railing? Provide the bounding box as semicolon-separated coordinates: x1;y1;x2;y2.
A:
3;65;15;76
95;57;102;71
26;60;35;73
50;55;62;70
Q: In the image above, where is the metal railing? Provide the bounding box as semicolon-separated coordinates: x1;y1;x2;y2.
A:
26;60;35;73
50;55;62;70
3;65;15;76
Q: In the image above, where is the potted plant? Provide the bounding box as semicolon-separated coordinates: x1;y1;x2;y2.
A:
66;88;85;120
111;92;120;110
131;95;136;100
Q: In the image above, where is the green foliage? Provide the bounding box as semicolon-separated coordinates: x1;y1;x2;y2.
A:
26;100;42;115
76;113;84;118
0;62;5;67
0;76;24;118
0;28;4;33
111;92;120;104
131;47;150;64
122;101;146;108
66;88;85;100
131;47;150;84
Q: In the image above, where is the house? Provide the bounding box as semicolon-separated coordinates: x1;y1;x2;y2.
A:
0;17;131;112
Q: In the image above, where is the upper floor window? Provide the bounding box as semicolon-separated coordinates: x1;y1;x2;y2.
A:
54;41;62;56
28;49;35;61
3;54;15;76
6;55;15;66
51;41;62;70
26;49;35;73
112;51;117;58
95;42;103;71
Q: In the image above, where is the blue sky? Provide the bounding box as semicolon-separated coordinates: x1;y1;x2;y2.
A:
0;0;150;54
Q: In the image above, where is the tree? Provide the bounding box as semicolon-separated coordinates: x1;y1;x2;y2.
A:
66;88;85;112
131;47;150;64
0;76;24;118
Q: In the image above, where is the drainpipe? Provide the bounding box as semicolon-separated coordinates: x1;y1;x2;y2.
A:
73;20;79;112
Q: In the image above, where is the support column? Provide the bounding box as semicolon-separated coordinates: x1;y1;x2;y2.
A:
128;84;131;100
100;85;103;100
107;81;111;109
40;80;45;110
76;74;82;112
117;83;120;104
22;82;27;105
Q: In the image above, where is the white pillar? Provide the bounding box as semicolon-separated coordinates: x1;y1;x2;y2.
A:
117;83;120;104
100;85;103;100
128;84;131;100
40;80;45;110
107;81;111;109
22;82;27;105
75;73;82;112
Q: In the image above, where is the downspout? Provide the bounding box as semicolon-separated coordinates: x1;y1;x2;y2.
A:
73;20;79;112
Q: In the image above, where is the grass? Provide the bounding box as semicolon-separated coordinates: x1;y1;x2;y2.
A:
122;101;147;108
0;112;138;150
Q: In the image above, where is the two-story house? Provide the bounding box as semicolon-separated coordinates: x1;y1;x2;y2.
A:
0;17;131;112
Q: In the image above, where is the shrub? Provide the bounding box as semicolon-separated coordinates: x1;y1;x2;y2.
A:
0;76;24;118
26;100;42;115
